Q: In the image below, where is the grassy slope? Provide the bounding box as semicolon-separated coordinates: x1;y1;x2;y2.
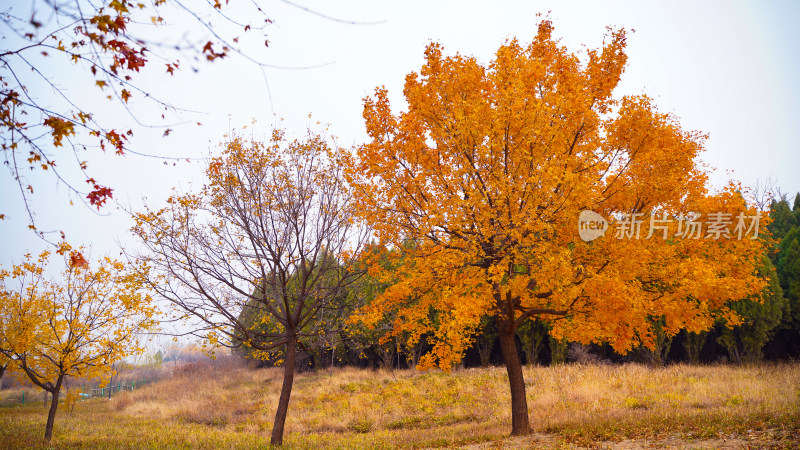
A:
1;363;799;448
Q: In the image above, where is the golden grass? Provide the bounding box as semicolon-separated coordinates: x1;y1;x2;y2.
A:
1;362;798;448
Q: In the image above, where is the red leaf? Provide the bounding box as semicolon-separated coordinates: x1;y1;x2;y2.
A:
69;250;89;269
86;181;113;210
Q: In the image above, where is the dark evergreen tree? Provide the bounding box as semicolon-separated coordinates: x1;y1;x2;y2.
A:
777;229;800;324
682;330;708;364
516;320;548;366
232;252;358;369
475;316;498;367
637;316;673;367
767;198;797;259
793;193;800;223
548;333;568;365
718;255;786;364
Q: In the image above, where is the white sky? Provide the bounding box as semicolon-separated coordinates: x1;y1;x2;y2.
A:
2;0;799;268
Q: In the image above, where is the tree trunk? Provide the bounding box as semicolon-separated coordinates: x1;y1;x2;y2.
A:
396;337;401;370
406;337;425;369
44;375;64;441
108;376;113;399
378;343;394;370
271;335;297;446
497;323;531;435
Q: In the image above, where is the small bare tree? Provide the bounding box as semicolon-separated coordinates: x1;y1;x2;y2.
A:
132;130;367;445
750;178;780;211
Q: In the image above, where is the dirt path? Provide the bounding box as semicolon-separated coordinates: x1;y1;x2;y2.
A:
457;430;792;449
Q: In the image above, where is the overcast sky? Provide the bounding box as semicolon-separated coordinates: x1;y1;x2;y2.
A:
2;0;799;269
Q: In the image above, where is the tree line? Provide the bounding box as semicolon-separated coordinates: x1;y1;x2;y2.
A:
2;18;792;446
232;192;800;371
131;21;774;443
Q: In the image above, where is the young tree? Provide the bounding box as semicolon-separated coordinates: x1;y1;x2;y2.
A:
132;131;368;445
0;243;156;441
345;20;767;434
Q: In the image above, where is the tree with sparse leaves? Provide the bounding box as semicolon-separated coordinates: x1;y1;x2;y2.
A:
0;0;271;234
132;131;368;446
0;242;156;441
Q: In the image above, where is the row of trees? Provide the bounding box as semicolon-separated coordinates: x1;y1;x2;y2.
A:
1;19;788;446
763;195;800;357
232;194;800;372
1;2;272;439
129;21;773;444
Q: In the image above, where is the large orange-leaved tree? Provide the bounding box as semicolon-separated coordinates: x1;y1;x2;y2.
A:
344;20;767;435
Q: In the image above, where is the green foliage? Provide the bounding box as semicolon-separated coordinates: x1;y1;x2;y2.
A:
793;193;800;222
142;350;163;368
231;296;284;364
549;334;568;365
340;243;400;366
475;316;497;367
516;320;547;366
777;227;800;324
231;253;354;367
682;330;708;365
637;316;674;367
768;197;798;245
717;255;786;364
347;242;445;370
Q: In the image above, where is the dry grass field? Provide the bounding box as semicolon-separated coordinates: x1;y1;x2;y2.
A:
1;363;799;448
